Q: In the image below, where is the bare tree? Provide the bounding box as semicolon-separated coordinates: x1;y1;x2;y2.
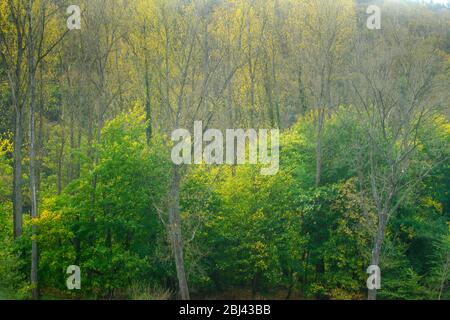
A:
300;0;354;186
350;5;448;300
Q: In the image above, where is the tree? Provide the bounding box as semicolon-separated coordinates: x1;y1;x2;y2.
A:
0;0;28;239
26;0;38;299
297;0;354;186
349;3;449;300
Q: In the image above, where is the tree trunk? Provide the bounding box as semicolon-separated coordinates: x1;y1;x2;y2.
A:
12;28;25;240
437;254;450;300
13;105;23;239
27;1;39;300
315;108;325;187
297;66;307;114
143;20;152;145
37;63;44;196
168;165;190;300
368;214;386;300
57;125;65;195
251;272;260;299
144;57;152;145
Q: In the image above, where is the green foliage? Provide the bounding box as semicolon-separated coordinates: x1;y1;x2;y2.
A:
0;137;29;298
191;165;299;292
427;230;450;299
378;239;429;300
0;105;448;300
35;107;173;297
295;180;376;299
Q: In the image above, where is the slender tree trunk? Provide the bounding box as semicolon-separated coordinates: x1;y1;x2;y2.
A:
368;213;387;300
302;251;309;297
144;57;152;145
57;120;65;195
13;104;23;239
285;270;295;300
168;165;190;300
271;42;280;128
37;63;44;195
315;108;325;187
76;125;81;178
12;27;25;240
251;272;260;299
69;107;75;180
143;20;152;145
264;57;275;128
27;0;39;300
297;66;307;114
437;254;450;300
246;17;256;128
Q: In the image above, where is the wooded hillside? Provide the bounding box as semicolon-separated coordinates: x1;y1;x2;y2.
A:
0;0;449;300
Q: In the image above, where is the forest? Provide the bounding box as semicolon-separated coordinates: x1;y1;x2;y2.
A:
0;0;449;300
